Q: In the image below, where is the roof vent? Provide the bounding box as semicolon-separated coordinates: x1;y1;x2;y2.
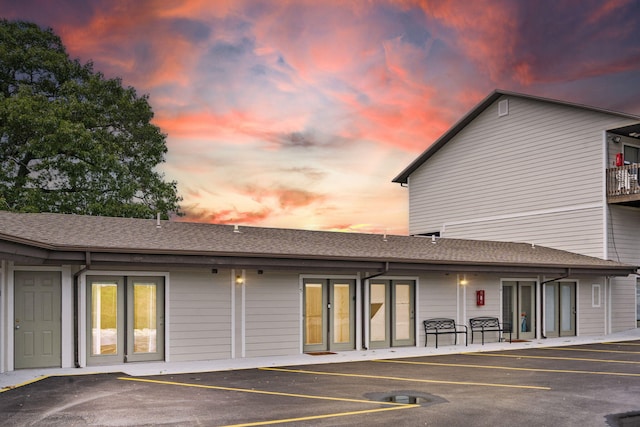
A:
498;99;509;117
233;224;240;233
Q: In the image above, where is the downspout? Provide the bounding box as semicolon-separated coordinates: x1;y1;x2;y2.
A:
72;251;91;368
360;262;390;351
539;268;571;339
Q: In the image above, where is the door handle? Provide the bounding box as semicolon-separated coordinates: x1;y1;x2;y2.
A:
15;325;20;329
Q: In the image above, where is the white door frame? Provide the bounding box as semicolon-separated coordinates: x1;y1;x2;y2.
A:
77;270;170;367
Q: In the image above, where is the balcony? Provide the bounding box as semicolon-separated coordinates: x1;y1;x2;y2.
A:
606;164;640;206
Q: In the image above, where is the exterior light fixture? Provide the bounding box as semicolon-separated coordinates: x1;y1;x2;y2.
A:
460;274;468;286
235;275;244;285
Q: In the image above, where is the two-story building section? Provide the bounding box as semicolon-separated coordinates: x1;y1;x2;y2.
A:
393;90;640;334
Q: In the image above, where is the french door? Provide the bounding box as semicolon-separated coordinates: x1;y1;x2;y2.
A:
369;280;415;349
87;276;164;365
544;282;576;337
303;279;355;352
502;281;536;340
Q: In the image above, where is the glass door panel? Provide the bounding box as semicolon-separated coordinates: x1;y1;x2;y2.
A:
87;277;124;365
545;285;557;334
134;284;156;353
519;284;535;339
127;278;164;362
560;283;575;335
92;283;119;355
333;284;351;344
394;284;410;341
369;282;389;348
391;282;415;347
330;281;355;350
304;282;326;351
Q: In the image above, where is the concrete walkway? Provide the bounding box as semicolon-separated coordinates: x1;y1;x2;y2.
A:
3;328;639;391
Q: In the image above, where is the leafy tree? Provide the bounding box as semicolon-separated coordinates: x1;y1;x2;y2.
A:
0;20;182;218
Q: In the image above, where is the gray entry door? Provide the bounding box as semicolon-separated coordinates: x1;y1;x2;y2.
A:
303;279;356;352
14;271;62;369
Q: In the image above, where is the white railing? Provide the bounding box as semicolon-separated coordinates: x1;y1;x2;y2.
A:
606;164;640;198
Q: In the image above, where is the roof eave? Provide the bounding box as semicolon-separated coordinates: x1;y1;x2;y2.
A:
392;89;640;184
392;90;503;184
20;246;635;277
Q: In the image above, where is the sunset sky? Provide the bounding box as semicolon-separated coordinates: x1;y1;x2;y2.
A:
2;0;640;234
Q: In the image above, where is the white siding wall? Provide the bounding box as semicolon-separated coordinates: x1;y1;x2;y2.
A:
608;205;640;264
169;269;232;362
577;279;606;336
408;95;637;259
444;207;604;258
417;274;457;319
417;273;504;346
417;274;457;346
608;205;640;331
244;271;300;357
611;276;637;332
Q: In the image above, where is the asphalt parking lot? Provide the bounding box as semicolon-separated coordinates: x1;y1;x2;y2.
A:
1;340;639;426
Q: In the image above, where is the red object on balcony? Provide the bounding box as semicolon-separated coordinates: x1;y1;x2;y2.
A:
616;153;624;167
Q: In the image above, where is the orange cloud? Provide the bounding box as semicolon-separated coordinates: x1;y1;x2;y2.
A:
241;185;326;210
180;206;273;225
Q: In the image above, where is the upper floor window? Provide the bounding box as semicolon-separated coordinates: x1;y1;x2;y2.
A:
624;145;639;164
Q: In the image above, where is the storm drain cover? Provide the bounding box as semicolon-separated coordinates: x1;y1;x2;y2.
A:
364;390;447;408
606;411;640;427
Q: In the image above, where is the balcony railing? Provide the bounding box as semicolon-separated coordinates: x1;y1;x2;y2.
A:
606;164;640;205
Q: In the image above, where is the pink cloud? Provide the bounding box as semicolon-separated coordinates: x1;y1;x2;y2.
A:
586;0;633;24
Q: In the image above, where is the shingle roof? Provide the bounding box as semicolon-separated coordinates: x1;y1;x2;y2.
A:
0;211;635;274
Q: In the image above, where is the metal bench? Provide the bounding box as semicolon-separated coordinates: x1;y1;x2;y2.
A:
423;318;468;348
469;316;512;345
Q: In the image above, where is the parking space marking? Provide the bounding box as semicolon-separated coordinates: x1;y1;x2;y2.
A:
465;352;640;364
260;367;550;390
373;359;640;377
118;376;418;427
118;376;408;406
540;347;639;355
223;405;417;427
1;376;49;393
1;371;110;393
602;341;640;346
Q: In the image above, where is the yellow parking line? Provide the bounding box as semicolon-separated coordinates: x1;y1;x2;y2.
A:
119;376;418;427
602;342;640;346
223;405;417;427
117;376;406;406
373;359;640;377
1;376;50;393
465;352;640;364
1;371;108;393
260;367;550;390
540;347;639;355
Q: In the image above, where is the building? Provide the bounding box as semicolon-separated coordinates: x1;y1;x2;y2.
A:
393;89;640;333
0;210;635;372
